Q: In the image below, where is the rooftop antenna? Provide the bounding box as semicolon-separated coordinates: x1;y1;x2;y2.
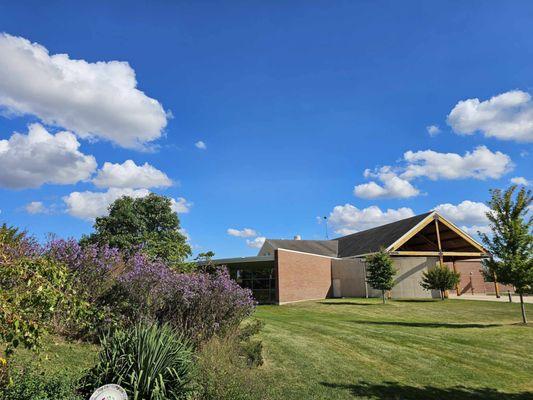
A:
323;216;329;239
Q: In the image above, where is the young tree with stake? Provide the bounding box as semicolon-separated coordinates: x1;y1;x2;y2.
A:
366;249;397;304
420;264;461;300
480;185;532;324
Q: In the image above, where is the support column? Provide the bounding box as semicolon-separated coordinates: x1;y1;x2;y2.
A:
434;216;447;298
493;271;500;298
452;258;461;296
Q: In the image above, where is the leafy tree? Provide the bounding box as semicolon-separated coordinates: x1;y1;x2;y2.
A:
82;194;191;267
420;264;460;300
480;185;532;324
365;249;397;304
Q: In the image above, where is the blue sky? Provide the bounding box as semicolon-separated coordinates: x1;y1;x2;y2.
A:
0;1;531;258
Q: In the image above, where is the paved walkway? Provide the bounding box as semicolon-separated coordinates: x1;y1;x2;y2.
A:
449;293;533;304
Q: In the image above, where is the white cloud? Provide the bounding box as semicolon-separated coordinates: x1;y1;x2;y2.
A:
170;197;192;214
0;33;168;149
434;200;491;238
63;188;150;220
25;201;47;214
63;188;191;220
195;141;207;150
401;146;513;181
93;160;172;189
227;228;258;238
510;176;530;186
354;167;419;199
426;125;441;136
0;123;97;189
328;205;415;235
354;146;511;199
246;236;266;248
447;90;533;142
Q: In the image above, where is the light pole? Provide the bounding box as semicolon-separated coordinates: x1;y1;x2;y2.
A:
323;216;329;239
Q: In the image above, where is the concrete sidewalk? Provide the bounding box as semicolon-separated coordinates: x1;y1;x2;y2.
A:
449;294;533;304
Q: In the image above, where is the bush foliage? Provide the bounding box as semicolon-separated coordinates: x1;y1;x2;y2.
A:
420;264;460;300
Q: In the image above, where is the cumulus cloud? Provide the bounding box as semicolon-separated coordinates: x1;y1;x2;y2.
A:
246;236;266;249
93;160;172;189
510;176;530;186
0;123;97;189
354;167;419;199
401;146;513;181
354;146;512;199
434;200;491;237
170;197;192;214
25;201;47;214
63;188;191;220
328;205;415;235
0;33;168;149
447;90;533;142
426;125;441;136
195;141;207;150
227;228;258;238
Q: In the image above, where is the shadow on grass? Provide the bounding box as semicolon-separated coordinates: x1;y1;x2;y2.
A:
351;320;502;328
318;301;377;306
393;299;440;303
321;381;533;399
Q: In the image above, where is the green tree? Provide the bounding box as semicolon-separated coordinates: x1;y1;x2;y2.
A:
420;264;461;300
480;185;532;324
365;249;397;304
82;194;192;266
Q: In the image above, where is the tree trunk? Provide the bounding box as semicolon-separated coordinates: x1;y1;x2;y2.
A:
440;290;444;300
382;290;386;304
519;293;528;324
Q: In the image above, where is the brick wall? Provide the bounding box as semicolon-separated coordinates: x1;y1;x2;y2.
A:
446;260;514;295
276;249;332;304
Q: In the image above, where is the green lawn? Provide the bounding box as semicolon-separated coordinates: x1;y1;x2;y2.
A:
255;298;533;400
9;299;533;399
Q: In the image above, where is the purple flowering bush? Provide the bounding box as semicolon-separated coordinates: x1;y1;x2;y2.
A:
155;268;256;343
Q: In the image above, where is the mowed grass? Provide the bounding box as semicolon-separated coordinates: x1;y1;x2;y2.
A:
255;298;533;400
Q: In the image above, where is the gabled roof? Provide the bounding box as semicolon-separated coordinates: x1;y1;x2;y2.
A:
261;239;338;257
334;212;433;257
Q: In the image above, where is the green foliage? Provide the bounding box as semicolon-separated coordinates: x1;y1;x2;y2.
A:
365;249;397;303
82;194;191;267
79;323;195;400
195;327;270;400
420;264;461;300
480;185;532;293
480;185;532;323
0;368;81;400
0;225;81;357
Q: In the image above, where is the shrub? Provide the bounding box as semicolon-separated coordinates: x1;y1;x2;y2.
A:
365;249;397;304
420;264;461;300
195;331;270;400
79;323;194;400
0;369;81;400
155;268;256;343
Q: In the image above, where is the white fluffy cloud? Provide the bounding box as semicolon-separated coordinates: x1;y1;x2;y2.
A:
227;228;258;238
170;197;192;214
354;146;512;199
511;176;530;186
426;125;441;136
0;33;168;149
63;188;191;220
25;201;47;214
354;167;419;199
246;236;266;249
195;141;207;150
447;90;533;142
93;160;172;189
328;205;415;235
401;146;513;181
434;200;491;237
0;123;97;189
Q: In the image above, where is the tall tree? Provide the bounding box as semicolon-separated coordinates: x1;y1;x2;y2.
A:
480;185;532;324
82;194;191;266
365;249;397;304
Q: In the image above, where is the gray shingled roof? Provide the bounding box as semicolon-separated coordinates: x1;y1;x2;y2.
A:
263;212;433;258
263;239;338;257
334;212;432;257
